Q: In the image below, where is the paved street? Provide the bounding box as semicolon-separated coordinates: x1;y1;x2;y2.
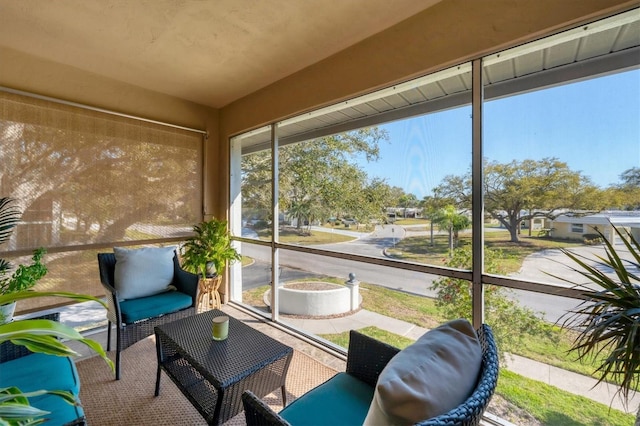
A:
239;224;631;324
241;224;436;296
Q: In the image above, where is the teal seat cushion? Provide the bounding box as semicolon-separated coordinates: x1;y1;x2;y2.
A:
120;290;192;323
0;353;84;425
280;373;374;426
0;353;80;395
29;392;85;425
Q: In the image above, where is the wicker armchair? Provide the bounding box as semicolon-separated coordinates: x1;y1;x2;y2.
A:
243;325;498;426
97;251;198;380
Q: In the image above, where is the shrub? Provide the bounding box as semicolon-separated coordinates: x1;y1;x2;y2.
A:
254;219;269;229
430;246;556;360
582;233;603;245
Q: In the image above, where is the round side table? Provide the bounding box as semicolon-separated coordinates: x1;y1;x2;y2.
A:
196;275;222;312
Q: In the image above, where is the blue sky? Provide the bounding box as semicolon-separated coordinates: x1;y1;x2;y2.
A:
360;69;640;199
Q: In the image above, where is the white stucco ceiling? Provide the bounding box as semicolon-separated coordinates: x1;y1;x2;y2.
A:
0;0;440;108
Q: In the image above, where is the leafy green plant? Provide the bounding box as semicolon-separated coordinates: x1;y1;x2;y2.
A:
0;291;114;424
0;247;47;296
181;218;240;278
554;224;640;413
582;233;604;245
431;246;555;360
0;197;114;424
0;197;47;302
1;386;80;425
0;197;49;326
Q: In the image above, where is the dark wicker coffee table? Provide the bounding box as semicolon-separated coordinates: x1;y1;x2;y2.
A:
154;309;293;425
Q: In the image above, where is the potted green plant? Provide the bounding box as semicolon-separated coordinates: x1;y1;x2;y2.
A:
181;218;241;278
0;198;49;324
0;247;47;324
0;197;114;423
555;224;639;421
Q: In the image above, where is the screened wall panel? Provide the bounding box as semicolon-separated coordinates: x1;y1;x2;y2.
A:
0;91;203;313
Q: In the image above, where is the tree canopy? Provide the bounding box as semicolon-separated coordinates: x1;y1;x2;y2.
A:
604;167;640;210
436;158;605;242
241;127;392;228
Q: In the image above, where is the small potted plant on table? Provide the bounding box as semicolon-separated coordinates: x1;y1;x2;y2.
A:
181;218;241;310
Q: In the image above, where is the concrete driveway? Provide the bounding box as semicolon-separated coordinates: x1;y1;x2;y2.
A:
512;244;636;290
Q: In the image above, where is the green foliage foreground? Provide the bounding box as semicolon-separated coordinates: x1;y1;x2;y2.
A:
0;291;114;425
554;225;640;407
430;245;556;360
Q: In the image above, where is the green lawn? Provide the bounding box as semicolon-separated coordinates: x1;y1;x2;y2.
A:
243;280;611;379
359;283;445;329
497;370;633;426
387;229;584;274
255;227;356;244
242;283;634;423
394;218;431;225
318;327;634;426
359;283;623;381
319;325;415;350
240;224;634;418
320;222;376;232
243;282;601;379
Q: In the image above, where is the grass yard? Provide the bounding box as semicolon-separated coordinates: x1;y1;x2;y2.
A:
362;283;629;383
387;229;584;274
244;277;635;395
497;370;633;426
255;227;356;244
242;284;271;309
394;218;431;225
320;222;376;232
319;325;415;349
359;283;444;329
243;282;603;380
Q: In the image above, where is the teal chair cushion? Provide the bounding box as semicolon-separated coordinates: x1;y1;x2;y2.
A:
120;290;193;324
29;392;85;425
0;352;80;394
280;373;374;426
0;353;84;424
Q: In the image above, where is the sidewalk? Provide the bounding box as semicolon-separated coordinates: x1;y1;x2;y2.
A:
285;310;638;414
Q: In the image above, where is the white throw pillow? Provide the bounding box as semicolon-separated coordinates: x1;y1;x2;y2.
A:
363;319;482;426
114;246;176;300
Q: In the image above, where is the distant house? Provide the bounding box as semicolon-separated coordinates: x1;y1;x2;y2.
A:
520;216;552;232
550;211;640;244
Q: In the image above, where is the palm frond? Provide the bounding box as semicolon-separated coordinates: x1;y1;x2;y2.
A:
558;224;640;406
557;226;640;408
0;386;77;424
0;198;21;246
0;291;107;308
0;318;114;371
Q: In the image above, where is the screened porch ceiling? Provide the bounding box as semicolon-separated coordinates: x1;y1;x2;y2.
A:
0;0;441;109
239;9;640;154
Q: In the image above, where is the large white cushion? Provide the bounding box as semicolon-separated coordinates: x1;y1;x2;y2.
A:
363;319;482;426
114;246;176;300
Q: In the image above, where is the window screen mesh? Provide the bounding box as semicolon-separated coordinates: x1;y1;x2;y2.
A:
0;91;203;313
